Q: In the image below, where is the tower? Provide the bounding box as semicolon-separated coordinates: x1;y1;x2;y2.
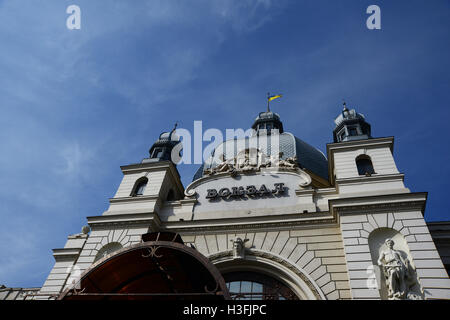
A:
327;103;449;300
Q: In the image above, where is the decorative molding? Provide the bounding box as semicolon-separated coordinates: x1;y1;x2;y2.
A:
336;173;405;185
109;195;159;204
330;193;428;218
164;214;337;234
87;213;161;230
52;248;82;261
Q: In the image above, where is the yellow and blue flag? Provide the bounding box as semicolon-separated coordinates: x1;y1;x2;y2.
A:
268;94;282;102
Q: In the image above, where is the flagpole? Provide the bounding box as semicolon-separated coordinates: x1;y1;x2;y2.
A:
267;92;270;112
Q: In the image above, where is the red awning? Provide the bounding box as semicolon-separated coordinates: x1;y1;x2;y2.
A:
59;233;230;300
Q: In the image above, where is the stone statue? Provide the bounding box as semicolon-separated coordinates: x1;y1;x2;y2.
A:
264;152;298;170
279;155;298;169
264;152;282;168
230;237;249;259
377;238;419;300
237;151;257;173
215;155;236;174
204;155;237;176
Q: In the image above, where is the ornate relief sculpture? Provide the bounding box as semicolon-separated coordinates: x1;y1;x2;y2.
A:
377;238;422;300
262;152;281;168
278;155;298;169
204;150;302;177
262;152;298;169
215;154;237;175
230;237;249;259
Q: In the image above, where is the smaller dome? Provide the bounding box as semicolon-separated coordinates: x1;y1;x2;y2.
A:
334;108;366;127
252;111;284;133
159;131;180;142
254;111;281;122
333;103;371;143
143;125;182;165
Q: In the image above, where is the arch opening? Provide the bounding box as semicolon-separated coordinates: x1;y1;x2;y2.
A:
356;155;375;176
210;251;325;300
131;177;148;196
59;237;230;301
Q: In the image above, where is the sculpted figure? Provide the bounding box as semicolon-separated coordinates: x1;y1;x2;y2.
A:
265;152;282;168
230;238;249;259
280;155;298;169
238;151;257;172
377;238;418;300
213;154;236;175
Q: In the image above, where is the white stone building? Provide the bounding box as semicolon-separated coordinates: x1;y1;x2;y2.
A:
5;104;450;300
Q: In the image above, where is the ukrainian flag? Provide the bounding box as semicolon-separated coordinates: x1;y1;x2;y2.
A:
268;94;282;102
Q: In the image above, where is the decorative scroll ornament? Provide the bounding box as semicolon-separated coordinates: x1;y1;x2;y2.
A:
184;188;197;198
377;238;423;300
142;246;163;259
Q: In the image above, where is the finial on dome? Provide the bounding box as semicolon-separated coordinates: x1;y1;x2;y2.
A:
342;99;348;112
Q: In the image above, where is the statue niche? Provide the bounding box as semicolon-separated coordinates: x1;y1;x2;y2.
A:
369;229;423;300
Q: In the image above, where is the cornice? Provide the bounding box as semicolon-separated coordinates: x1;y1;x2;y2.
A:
162;212;337;234
328;192;428;217
120;161;172;172
109;195;159;204
52;248;82;261
335;173;405;185
326;136;395;153
87;212;161;229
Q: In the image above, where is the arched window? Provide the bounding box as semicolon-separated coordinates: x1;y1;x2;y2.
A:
151;148;164;159
94;242;123;262
356;155;375;176
223;271;298;300
131;177;148;196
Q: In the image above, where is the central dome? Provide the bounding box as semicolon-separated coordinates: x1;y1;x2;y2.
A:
193;112;328;182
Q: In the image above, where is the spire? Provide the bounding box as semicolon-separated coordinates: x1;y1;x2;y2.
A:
342;99;348;112
333;101;372;143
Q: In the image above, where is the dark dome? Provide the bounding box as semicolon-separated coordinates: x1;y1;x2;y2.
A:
251;111;284;133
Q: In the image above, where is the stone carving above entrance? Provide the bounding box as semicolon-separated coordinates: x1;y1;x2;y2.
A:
230;237;249;260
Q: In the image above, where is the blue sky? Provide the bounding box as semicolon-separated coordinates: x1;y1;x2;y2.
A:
0;0;449;288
